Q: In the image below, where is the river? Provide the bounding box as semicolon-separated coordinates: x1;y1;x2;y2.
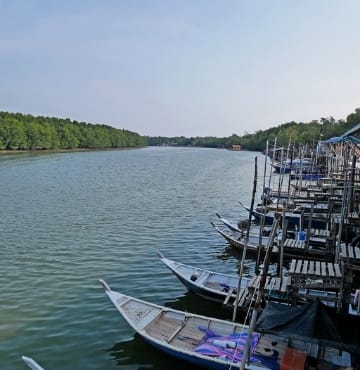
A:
0;147;266;369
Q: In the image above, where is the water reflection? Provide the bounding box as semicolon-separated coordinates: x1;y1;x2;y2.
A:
163;291;230;319
216;245;243;261
216;239;283;277
0;148;264;369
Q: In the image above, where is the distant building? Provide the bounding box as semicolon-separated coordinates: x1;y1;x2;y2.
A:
232;144;241;151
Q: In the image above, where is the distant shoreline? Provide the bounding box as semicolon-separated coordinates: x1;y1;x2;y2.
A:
0;147;143;155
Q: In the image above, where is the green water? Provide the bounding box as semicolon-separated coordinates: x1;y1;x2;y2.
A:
0;147;264;369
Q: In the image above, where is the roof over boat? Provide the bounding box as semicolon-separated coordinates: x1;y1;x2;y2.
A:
341;122;360;137
322;135;360;144
255;300;360;355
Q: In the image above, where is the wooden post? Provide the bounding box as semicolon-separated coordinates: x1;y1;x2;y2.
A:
279;217;288;279
286;144;294;204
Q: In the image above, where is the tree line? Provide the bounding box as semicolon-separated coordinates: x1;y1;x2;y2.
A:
144;108;360;151
144;134;242;148
1;108;360;152
0;112;145;150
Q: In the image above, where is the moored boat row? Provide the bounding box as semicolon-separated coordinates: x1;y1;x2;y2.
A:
157;252;340;311
22;136;360;369
99;279;355;370
96;136;360;369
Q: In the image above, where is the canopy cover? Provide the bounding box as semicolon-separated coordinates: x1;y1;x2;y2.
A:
255;300;360;354
322;135;360;144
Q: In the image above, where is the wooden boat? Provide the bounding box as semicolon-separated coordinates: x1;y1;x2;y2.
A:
211;222;277;256
99;279;290;369
99;279;353;370
157;252;252;308
215;212;244;233
212;221;335;261
215;213;273;237
271;158;314;174
290;171;323;181
244;205;329;230
22;356;45;370
157;253;339;310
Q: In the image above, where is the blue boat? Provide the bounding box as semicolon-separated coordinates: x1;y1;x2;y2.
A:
244;206;329;230
271;158;314;174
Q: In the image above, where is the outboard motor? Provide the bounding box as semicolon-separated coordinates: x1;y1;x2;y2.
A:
237;219;249;231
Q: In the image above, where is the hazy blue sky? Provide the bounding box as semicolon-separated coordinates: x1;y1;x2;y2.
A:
1;1;359;137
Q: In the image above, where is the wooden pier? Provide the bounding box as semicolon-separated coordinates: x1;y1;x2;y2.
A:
340;244;360;262
288;259;343;308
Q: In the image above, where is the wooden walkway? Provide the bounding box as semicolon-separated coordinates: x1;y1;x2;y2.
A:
248;275;289;293
222;287;251;308
288;259;343;308
283;239;306;250
309;228;331;238
288;258;343;301
222;275;291;309
289;259;342;278
340;244;360;262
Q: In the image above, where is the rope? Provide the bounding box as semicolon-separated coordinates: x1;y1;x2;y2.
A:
227;285;260;370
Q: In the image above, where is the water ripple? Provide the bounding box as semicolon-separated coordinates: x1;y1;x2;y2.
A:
0;147;264;369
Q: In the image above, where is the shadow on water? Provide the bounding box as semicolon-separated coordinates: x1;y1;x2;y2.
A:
216;245;259;277
216;244;244;261
216;242;283;278
163;291;232;320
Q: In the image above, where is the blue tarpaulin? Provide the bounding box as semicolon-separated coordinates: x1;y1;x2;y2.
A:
322;135;360;144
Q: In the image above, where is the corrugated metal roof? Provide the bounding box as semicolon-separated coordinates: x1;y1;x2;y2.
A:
341;122;360;137
322;135;360;144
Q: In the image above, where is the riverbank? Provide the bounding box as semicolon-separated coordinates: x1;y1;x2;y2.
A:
0;147;145;155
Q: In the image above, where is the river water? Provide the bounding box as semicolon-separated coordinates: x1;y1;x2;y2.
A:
0;147;266;369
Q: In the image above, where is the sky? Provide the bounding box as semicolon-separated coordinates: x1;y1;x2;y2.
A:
1;0;360;137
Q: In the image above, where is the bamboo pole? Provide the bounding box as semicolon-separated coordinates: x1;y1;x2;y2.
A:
233;156;258;322
267;138;277;190
239;216;280;370
256;141;269;273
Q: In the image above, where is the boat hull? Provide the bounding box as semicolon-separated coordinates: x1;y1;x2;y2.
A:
100;281;283;370
248;208;328;230
143;336;244;370
158;253;250;306
100;280;352;370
